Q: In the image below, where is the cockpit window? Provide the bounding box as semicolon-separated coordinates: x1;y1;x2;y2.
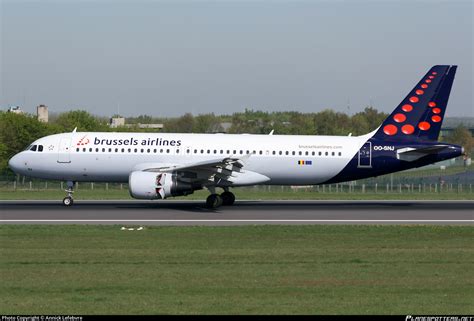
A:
30;145;37;151
38;145;43;152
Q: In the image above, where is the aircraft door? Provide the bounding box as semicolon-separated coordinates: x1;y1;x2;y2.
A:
358;142;372;168
57;137;72;163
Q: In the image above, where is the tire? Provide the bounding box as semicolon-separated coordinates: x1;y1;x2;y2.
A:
206;194;223;209
221;191;235;206
63;196;73;206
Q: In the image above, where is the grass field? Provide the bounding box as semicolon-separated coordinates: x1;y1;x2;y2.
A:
1;225;473;314
1;187;473;200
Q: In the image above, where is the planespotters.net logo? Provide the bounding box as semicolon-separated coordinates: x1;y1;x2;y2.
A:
76;136;90;146
406;316;473;321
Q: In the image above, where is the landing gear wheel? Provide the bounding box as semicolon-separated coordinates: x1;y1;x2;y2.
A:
206;194;223;209
221;191;235;206
63;196;73;206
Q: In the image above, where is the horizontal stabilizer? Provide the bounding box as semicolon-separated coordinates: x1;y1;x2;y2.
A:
396;145;449;162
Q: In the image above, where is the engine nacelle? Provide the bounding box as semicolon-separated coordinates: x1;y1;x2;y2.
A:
129;171;195;200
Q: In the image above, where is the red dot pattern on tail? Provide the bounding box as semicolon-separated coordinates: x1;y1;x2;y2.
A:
402;124;415;135
418;122;431;130
402;104;413;112
393;113;406;123
384;69;441;137
383;124;397;136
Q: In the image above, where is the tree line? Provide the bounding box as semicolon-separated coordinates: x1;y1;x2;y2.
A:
1;108;472;173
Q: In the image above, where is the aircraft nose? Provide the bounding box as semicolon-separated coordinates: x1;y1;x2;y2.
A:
8;153;23;173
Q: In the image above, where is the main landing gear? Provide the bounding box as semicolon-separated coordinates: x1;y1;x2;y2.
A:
62;181;75;206
206;188;236;209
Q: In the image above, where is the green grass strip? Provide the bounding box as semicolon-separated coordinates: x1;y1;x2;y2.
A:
1;225;473;314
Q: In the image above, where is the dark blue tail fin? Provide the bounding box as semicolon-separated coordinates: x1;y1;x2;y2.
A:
372;65;457;141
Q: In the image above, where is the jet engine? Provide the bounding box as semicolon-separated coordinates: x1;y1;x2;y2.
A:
129;171;195;199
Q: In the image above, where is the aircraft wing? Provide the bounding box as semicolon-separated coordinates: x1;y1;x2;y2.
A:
396;145;449;162
143;156;247;172
136;154;269;187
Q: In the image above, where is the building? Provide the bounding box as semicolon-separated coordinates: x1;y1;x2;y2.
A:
440;117;474;137
7;106;23;114
136;123;163;129
37;104;48;123
109;117;125;128
110;116;163;130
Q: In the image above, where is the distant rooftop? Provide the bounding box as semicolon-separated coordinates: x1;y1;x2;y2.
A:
443;117;474;128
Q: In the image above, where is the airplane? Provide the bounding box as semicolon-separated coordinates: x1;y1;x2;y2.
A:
8;65;464;208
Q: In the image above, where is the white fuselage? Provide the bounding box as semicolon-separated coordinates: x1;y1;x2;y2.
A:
9;131;372;185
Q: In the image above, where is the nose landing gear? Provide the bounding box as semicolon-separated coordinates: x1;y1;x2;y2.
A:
62;181;75;206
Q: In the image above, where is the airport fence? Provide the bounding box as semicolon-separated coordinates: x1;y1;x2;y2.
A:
1;165;473;195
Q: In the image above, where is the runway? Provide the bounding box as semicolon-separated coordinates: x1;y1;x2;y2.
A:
0;200;473;225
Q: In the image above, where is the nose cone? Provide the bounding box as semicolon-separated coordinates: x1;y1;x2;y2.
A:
8;153;23;174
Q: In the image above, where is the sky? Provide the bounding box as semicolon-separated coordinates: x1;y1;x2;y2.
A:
1;0;473;118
